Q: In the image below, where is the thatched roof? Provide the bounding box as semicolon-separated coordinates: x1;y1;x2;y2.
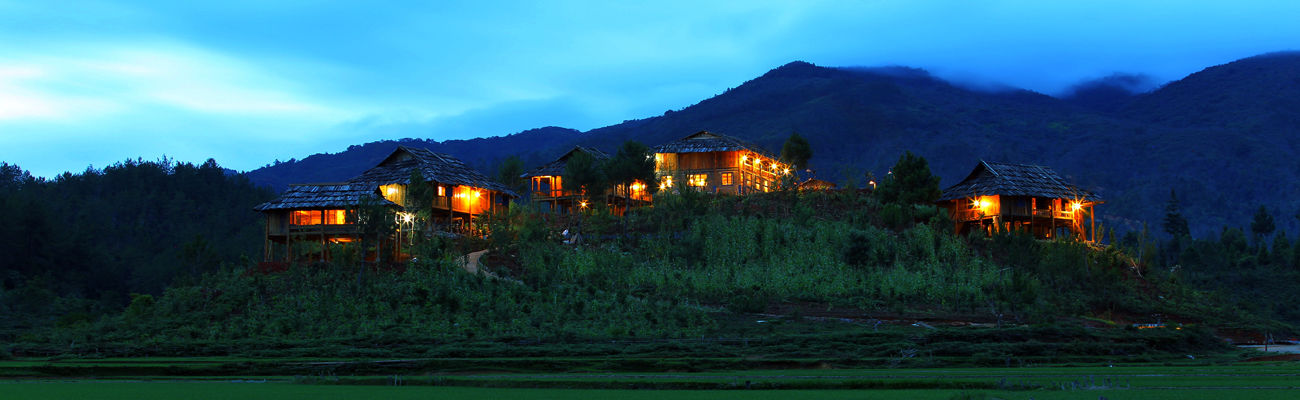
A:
520;146;610;178
348;146;517;197
938;161;1102;202
653;131;777;160
798;178;838;190
253;183;396;211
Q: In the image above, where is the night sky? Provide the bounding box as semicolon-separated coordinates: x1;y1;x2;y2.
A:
2;1;1298;177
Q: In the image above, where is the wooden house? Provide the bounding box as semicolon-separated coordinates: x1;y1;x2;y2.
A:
652;131;790;194
255;146;516;262
253;183;396;263
520;146;650;214
937;161;1102;241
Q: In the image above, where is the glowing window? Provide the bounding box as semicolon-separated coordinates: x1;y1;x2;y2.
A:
437;185;446;197
290;210;322;225
720;172;733;186
688;174;707;187
324;209;347;225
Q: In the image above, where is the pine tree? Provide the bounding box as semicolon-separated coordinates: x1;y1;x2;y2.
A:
780;132;813;171
1162;189;1190;238
875;151;941;205
564;151;608;206
1251;205;1276;245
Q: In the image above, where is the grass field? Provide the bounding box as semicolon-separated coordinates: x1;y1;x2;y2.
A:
3;362;1298;399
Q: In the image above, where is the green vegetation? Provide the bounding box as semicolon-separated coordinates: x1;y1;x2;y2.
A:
4;364;1300;399
0;159;272;343
1;152;1293;374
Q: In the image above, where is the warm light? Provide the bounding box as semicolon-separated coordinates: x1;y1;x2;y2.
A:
783;168;790;174
385;186;397;195
579;200;588;208
396;212;414;224
473;191;481;198
1071;202;1082;211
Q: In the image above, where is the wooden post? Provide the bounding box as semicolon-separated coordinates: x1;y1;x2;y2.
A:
320;210;327;262
1090;204;1097;243
263;216;270;262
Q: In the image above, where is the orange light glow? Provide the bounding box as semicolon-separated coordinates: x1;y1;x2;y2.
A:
1071;202;1082;211
579;200;588;208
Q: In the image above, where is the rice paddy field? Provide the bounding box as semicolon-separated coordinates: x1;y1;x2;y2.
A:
3;361;1299;400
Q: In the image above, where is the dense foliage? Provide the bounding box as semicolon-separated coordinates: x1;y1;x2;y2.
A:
5;153;1289;360
0;159;273;340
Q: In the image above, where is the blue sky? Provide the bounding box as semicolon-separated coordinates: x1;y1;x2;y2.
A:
2;1;1298;177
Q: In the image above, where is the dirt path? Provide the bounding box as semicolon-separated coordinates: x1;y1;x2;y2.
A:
1241;344;1300;354
458;250;496;278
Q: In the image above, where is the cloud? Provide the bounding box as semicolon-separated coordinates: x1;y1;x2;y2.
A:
0;41;346;123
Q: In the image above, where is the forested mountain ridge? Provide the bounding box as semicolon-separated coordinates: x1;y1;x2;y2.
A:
246;52;1300;236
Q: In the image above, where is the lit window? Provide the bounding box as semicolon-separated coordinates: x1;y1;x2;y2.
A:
688;174;707;187
720;172;733;186
324;209;347;225
437;185;446;196
290;210;323;225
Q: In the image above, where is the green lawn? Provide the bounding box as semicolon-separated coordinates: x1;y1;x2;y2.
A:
3;362;1299;399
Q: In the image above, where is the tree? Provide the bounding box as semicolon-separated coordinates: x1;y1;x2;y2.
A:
1251;205;1276;245
875;151;941;205
493;156;526;196
780;132;813;171
606;140;658;202
1162;189;1190;238
564;151;608;205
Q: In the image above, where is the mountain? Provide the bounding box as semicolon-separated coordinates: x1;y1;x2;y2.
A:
245;126;584;190
245;54;1300;237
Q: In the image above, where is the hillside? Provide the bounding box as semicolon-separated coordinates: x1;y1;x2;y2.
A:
245;54;1300;236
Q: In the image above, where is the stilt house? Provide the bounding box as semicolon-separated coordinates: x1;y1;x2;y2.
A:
253;183;396;263
255;146;516;263
937;161;1101;241
520;146;650;214
652;131;790;194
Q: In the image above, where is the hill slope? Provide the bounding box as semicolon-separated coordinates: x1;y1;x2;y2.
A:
246;55;1300;236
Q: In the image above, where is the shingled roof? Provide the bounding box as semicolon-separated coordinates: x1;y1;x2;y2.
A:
520;146;610;178
253;183;397;211
653;131;778;160
938;161;1102;202
348;146;518;197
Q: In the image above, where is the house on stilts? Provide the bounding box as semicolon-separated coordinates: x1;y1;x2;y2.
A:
652;131;791;194
254;146;516;263
937;160;1101;241
520;146;651;214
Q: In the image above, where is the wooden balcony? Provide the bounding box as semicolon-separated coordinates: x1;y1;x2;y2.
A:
530;189;582;199
953;208;1075;222
287;223;360;235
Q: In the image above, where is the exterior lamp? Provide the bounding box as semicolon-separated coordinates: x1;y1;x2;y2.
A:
579;200;588;208
1071;202;1082;211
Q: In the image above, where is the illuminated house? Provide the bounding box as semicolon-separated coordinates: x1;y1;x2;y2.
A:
652;131;789;194
937;161;1101;241
520;146;651;214
255;146;516;262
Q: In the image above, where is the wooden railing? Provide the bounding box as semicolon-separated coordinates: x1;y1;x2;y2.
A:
288;224;360;235
531;189;582;199
954;209;1075;222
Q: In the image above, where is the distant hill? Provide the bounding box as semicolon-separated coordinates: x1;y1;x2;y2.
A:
245;126;584;190
245;54;1300;237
